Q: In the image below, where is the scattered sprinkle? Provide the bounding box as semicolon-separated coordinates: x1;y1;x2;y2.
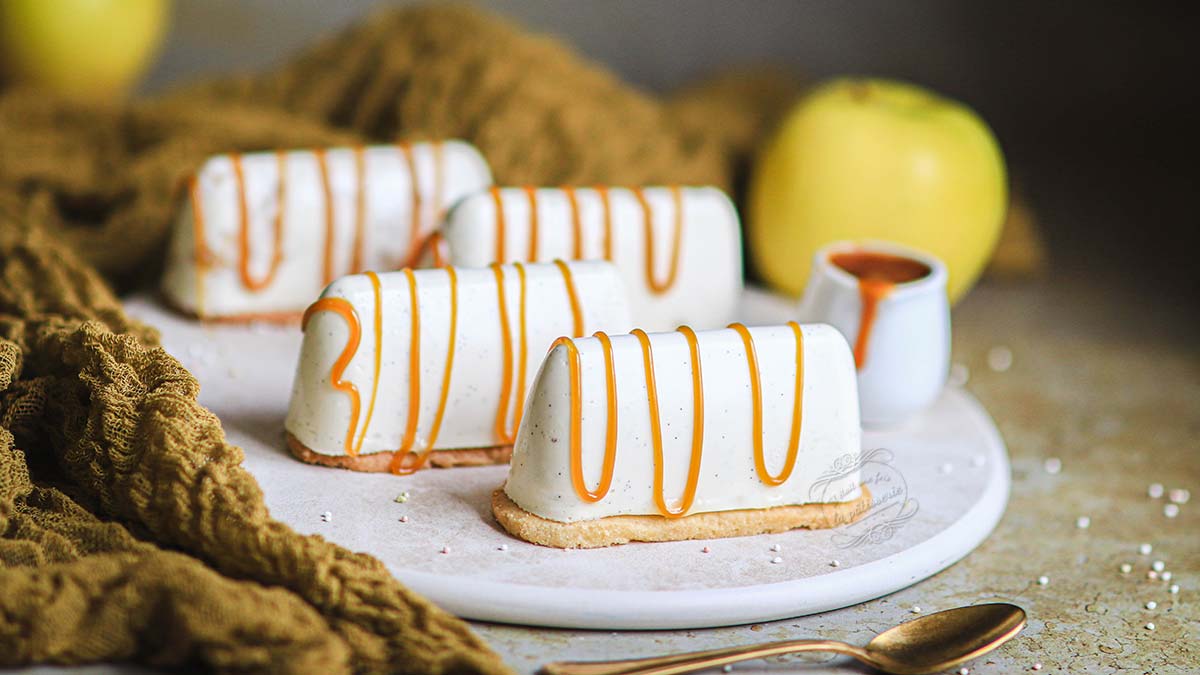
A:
701;546;711;554
911;606;922;614
750;624;764;632
1037;575;1049;586
440;546;450;554
1044;457;1062;475
722;667;733;673
1170;584;1180;594
1169;488;1191;504
1145;622;1156;631
1146;600;1158;610
394;492;410;504
940;462;954;475
971;455;986;468
949;363;970;387
1032;664;1042;671
1139;543;1153;555
1148;570;1159;580
1149;483;1165;499
1076;516;1091;529
770;556;783;564
770;544;782;552
1120;563;1133;574
398;515;409;523
1164;503;1180;518
1162;571;1172;582
958;667;970;675
497;544;508;551
1153;560;1166;572
830;560;841;568
987;346;1013;372
320;511;332;522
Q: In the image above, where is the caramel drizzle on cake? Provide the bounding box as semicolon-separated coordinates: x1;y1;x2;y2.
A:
730;322;805;486
188;176;210;315
556;322;809;518
300;297;362;456
490;186;683;294
193;145;447;296
302;261;586;473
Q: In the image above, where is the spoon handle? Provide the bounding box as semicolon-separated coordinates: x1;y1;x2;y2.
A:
540;639;867;675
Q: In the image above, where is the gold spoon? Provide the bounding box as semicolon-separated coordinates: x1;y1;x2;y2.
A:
541;603;1026;675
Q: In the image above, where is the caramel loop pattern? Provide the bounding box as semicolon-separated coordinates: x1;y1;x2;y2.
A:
231;153;287;291
557;332;619;503
633;326;705;519
301;297;362;456
632;186;684;294
729;321;805;486
492;262;529;444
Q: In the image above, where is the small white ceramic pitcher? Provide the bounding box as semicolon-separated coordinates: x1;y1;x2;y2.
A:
798;240;950;428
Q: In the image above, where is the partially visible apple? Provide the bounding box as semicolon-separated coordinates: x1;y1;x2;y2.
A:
748;78;1007;302
0;0;169;100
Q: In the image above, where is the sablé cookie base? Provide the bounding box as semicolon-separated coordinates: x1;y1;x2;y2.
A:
492;484;873;549
286;433;511;472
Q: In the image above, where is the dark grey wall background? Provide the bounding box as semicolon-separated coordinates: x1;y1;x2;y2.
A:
145;1;1198;301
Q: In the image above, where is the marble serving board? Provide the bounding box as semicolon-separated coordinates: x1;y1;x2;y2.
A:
125;289;1009;630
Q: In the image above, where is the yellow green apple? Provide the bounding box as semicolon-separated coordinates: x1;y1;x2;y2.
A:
748;78;1007;302
0;0;169;100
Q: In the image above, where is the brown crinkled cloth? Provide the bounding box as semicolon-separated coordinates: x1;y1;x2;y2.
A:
0;4;800;673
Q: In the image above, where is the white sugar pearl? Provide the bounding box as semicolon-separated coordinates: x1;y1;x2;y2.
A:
1153;560;1166;572
770;544;782;552
1032;664;1043;671
1170;584;1180;594
1120;563;1133;574
949;363;970;387
1164;503;1180;518
1139;543;1153;555
722;666;733;673
830;560;841;568
1162;571;1173;582
1076;516;1091;529
1044;457;1062;474
911;606;922;614
1148;571;1159;580
987;346;1013;372
1148;483;1165;498
1037;576;1049;586
701;546;711;553
770;556;783;564
398;515;409;523
1146;600;1158;610
440;546;451;554
320;511;332;522
497;544;508;551
1169;488;1190;504
1145;622;1155;630
959;667;971;675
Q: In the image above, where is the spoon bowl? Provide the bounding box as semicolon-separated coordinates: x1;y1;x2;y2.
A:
865;603;1028;674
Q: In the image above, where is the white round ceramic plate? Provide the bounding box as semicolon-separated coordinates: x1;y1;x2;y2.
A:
127;291;1008;630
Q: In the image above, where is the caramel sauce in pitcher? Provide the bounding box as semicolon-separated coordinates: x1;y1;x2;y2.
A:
829;251;931;369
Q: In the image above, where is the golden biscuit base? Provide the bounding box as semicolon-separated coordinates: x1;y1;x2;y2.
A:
286;433;512;472
492;484;873;549
161;292;305;326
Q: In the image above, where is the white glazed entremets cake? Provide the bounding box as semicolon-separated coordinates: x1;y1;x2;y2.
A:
161;141;492;321
285;261;633;473
494;323;870;548
437;186;743;331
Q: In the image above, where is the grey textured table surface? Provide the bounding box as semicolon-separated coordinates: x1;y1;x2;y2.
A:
8;276;1198;674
